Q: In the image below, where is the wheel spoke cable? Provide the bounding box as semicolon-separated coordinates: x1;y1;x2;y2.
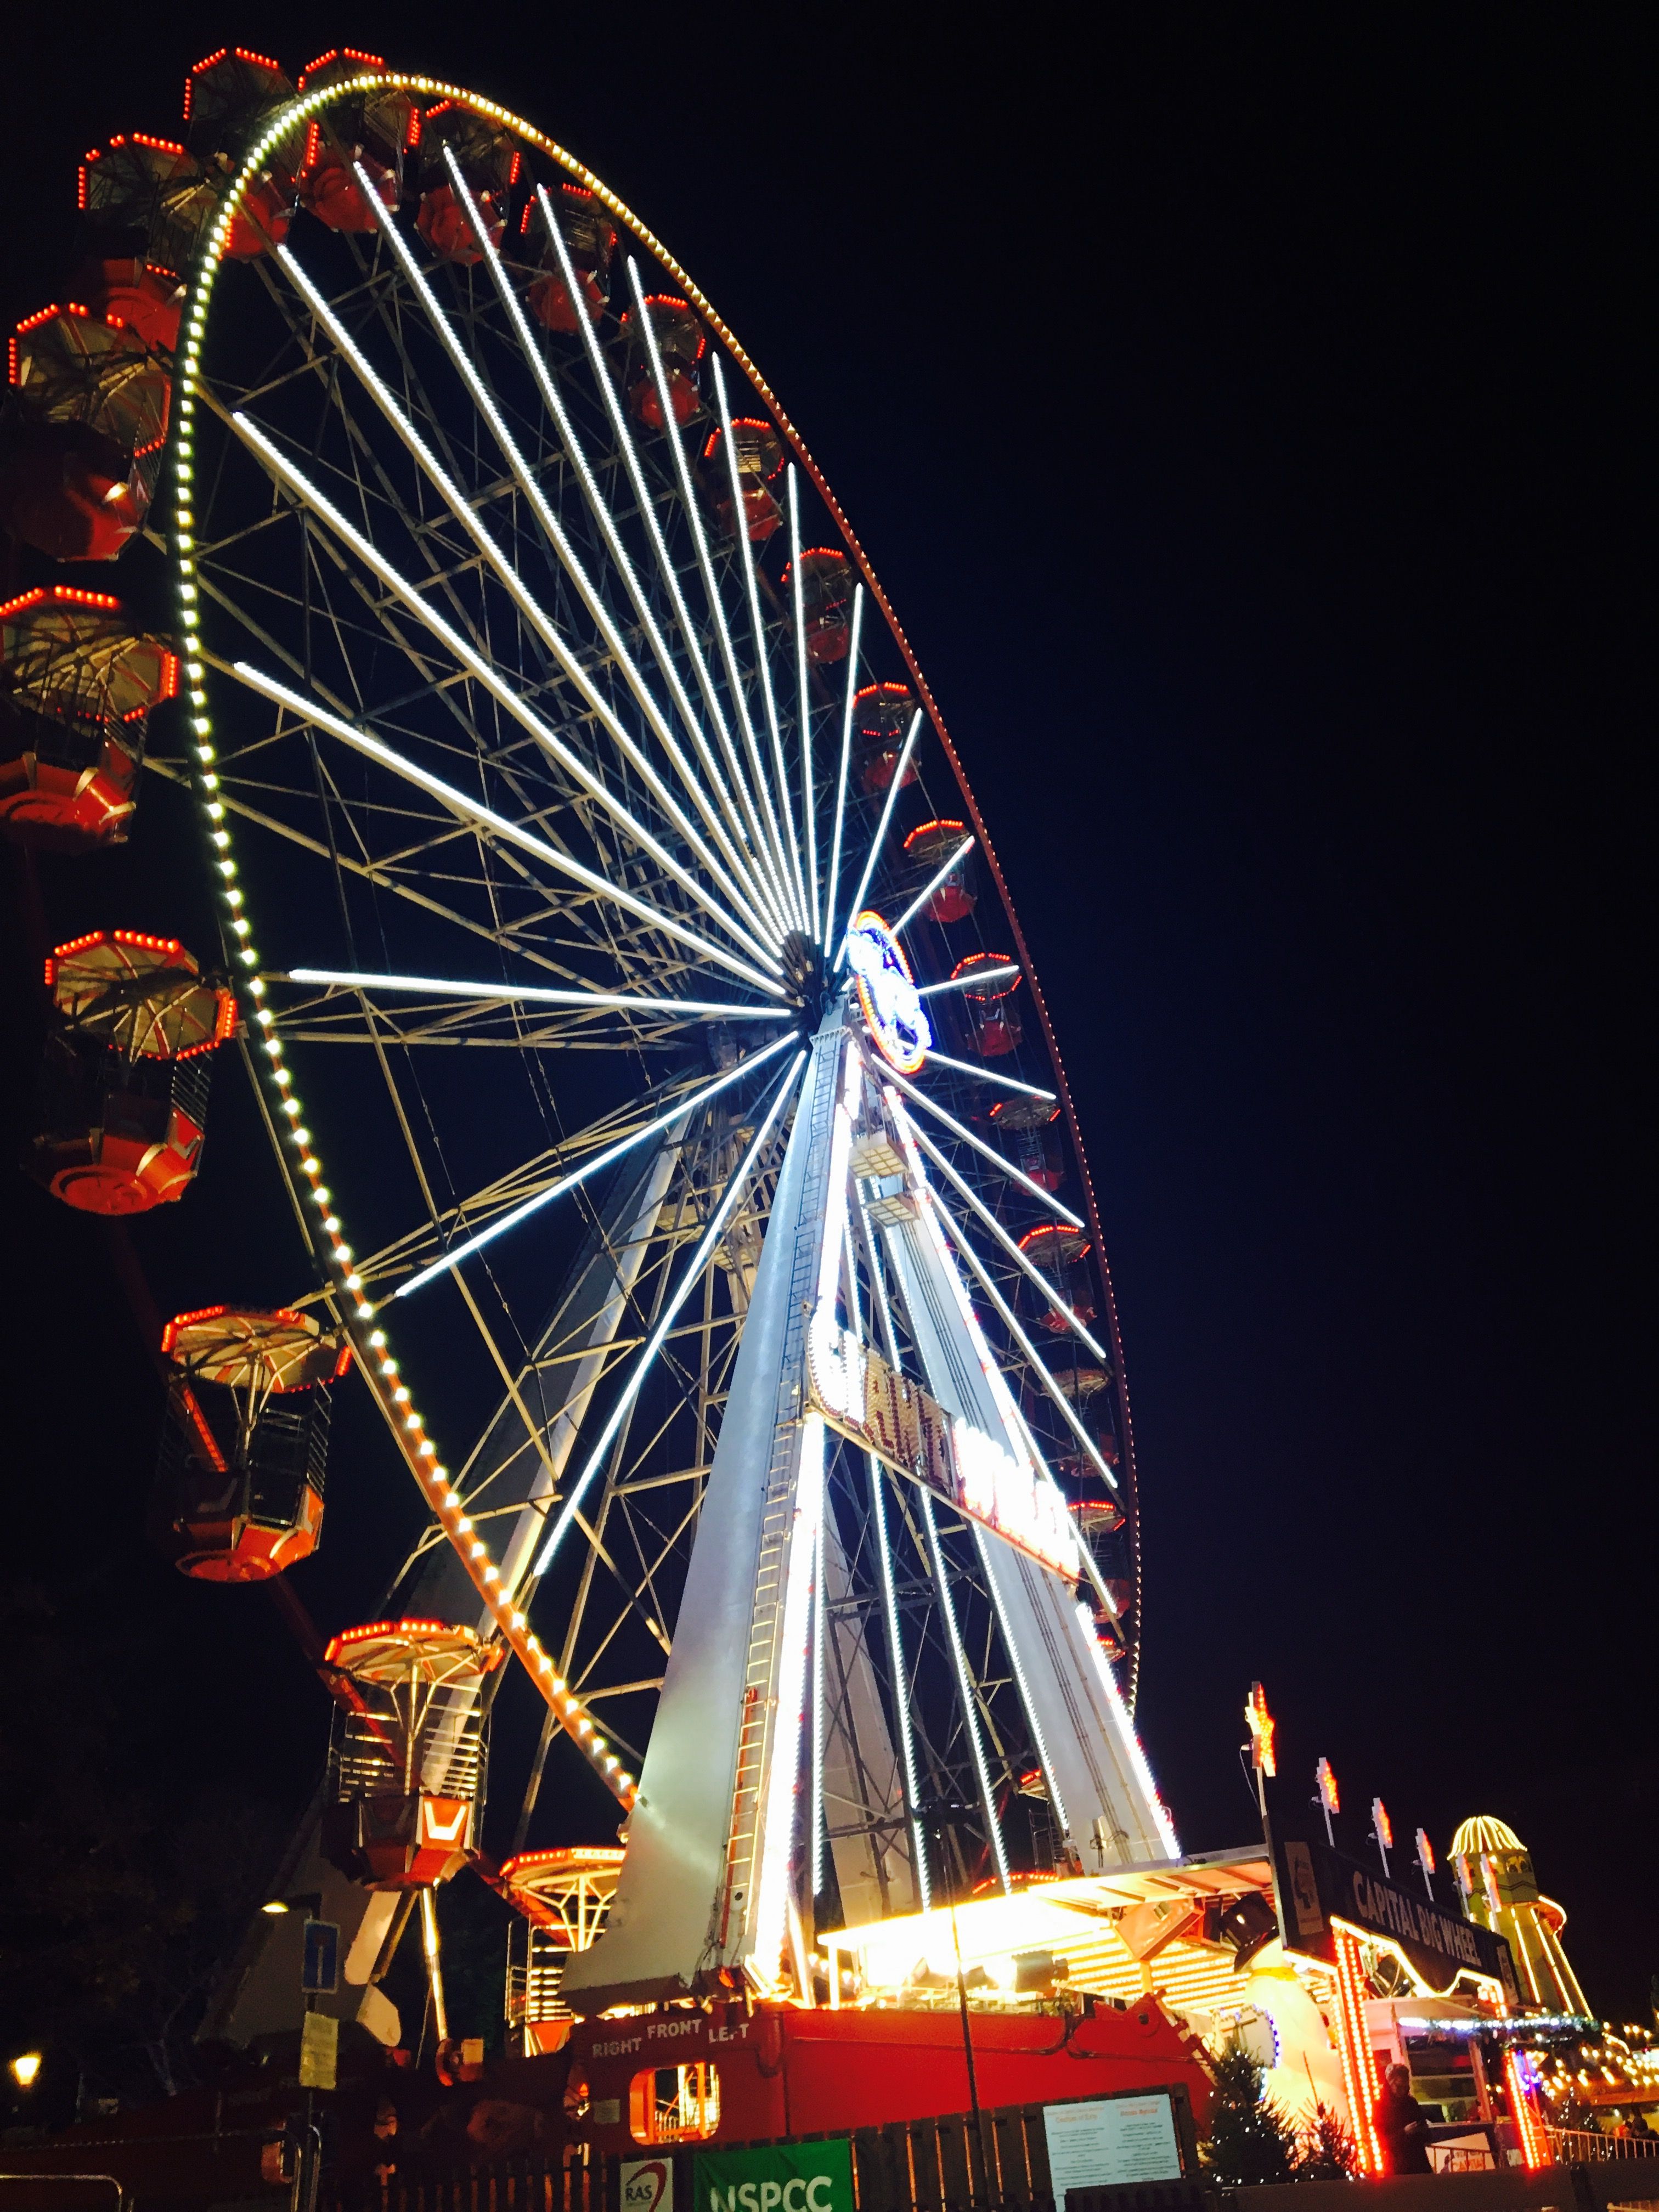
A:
787;469;821;944
230;405;779;981
230;659;785;997
531;1048;806;1578
625;255;801;933
834;710;923;967
283;218;783;964
918;1047;1056;1104
712;352;807;930
393;1029;801;1302
531;182;789;938
821;585;865;960
881;1065;1085;1227
282;968;791;1021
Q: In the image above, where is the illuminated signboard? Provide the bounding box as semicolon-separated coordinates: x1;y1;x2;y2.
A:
806;1317;1080;1580
1268;1824;1521;2004
846;909;930;1074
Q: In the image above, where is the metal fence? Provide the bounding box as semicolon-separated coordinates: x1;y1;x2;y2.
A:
1548;2128;1659;2165
325;2148;594;2212
325;2096;1203;2212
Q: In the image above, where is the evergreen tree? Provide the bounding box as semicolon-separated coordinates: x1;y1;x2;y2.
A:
1202;2040;1300;2185
1297;2101;1360;2180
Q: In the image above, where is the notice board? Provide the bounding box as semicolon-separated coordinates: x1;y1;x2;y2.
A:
1042;2092;1184;2196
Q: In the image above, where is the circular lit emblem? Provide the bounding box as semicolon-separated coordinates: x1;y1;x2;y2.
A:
847;910;932;1074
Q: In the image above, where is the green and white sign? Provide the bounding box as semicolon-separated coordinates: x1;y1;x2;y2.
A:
695;2137;853;2212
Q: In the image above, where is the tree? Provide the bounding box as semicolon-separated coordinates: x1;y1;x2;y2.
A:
1297;2100;1360;2180
0;1576;287;2112
1202;2040;1300;2185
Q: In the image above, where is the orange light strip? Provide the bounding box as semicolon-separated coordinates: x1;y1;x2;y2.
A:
299;47;385;84
904;817;968;850
1504;2048;1551;2170
1330;1924;1384;2173
324;1616;483;1660
1;584;124;620
1018;1223;1092;1261
177;1381;229;1474
950;951;1019;1001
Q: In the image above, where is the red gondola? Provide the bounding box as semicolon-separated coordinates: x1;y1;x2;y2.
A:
702;415;784;541
524;184;617;332
855;682;919;793
25;929;235;1211
78;133;216;281
785;546;854;663
0;588;176;848
158;1306;349;1580
414;102;515;264
500;1847;625;2056
294;50;405;230
950;950;1022;1056
622;294;706;427
184;49;301;257
989;1095;1062;1192
901;817;977;923
2;302;170;561
321;1620;504;1889
1017;1223;1097;1333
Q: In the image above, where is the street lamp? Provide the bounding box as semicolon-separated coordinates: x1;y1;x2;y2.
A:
10;2053;43;2090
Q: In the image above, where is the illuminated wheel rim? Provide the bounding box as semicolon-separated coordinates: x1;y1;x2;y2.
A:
167;70;1149;1878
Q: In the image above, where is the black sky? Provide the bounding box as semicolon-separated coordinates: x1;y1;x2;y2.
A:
3;7;1650;2023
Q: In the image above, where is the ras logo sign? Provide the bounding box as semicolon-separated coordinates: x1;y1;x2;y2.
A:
847;910;930;1074
622;2161;672;2212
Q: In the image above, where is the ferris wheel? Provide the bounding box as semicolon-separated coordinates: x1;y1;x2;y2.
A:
7;50;1175;2012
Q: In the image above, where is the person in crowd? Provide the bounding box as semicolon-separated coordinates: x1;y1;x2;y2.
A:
1375;2062;1434;2174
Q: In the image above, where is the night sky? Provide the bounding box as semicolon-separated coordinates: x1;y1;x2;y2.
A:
3;5;1649;2035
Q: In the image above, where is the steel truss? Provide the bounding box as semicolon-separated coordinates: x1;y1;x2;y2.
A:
167;72;1165;2030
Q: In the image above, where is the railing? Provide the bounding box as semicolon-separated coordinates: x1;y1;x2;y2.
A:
0;2178;126;2209
1548;2126;1659;2163
322;2087;1211;2212
326;2146;595;2212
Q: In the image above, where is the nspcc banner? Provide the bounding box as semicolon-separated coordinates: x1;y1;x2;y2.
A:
695;2137;854;2212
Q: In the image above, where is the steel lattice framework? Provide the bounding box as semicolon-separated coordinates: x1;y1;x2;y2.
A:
161;70;1173;2000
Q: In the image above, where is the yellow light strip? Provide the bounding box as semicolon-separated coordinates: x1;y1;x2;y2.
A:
167;72;647;1809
